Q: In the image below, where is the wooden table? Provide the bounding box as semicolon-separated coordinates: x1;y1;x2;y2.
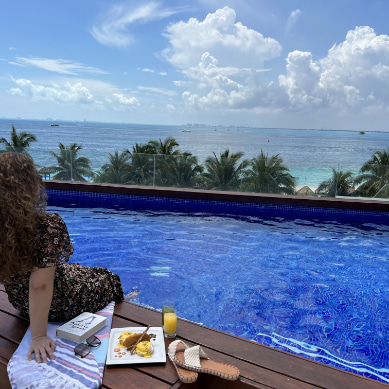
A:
1;285;387;389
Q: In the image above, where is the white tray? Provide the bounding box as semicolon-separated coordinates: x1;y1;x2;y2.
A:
106;327;166;365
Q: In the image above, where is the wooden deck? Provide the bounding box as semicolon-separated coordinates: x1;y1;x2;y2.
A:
1;285;387;389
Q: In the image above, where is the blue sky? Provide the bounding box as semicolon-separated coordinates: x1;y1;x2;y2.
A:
1;0;389;130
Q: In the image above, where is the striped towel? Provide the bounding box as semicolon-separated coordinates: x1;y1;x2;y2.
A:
8;302;115;389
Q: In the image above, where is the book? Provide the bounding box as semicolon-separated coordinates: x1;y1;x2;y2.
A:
56;312;107;343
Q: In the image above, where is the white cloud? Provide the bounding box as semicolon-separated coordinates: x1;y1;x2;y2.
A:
165;18;389;115
160;6;285;112
7;77;140;112
173;80;186;87
137;86;177;96
108;93;140;110
278;26;389;112
9;78;95;104
286;9;301;33
9;87;23;96
162;6;282;69
181;52;285;111
137;68;168;75
278;50;322;108
13;57;108;75
139;68;155;73
91;1;186;49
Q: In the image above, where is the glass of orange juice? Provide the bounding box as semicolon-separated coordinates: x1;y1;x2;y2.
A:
162;301;177;338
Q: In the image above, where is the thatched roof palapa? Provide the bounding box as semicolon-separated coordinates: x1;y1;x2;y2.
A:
296;186;315;196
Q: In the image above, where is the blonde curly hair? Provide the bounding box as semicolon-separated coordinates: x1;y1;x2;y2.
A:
0;152;47;282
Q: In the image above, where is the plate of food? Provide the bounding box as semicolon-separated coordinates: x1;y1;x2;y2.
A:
106;326;166;364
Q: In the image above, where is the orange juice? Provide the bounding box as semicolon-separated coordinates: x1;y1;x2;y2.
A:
164;312;177;336
162;305;175;326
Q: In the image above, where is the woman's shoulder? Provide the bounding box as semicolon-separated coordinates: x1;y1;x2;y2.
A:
40;212;64;222
35;212;73;262
39;213;66;230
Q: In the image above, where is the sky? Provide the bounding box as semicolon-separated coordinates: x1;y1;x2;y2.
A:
1;0;389;131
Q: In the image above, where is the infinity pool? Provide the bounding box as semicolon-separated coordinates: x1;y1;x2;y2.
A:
47;196;389;383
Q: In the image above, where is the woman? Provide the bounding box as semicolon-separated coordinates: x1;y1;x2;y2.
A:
0;152;124;363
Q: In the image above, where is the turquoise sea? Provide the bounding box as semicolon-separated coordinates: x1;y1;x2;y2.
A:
0;118;388;188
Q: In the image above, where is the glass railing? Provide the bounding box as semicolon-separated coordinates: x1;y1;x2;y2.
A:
1;147;388;200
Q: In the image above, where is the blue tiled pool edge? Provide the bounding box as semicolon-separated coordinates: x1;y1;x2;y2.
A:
47;189;389;225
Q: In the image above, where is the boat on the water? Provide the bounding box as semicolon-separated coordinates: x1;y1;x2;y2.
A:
359;130;365;134
51;123;59;127
181;128;191;132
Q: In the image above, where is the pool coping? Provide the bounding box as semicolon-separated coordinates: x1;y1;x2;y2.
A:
44;180;389;212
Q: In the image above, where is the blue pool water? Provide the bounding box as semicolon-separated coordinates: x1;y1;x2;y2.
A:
47;193;389;383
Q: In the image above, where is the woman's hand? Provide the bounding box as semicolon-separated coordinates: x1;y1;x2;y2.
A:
28;335;56;363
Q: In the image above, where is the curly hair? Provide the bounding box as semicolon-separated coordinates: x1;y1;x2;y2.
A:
0;152;47;282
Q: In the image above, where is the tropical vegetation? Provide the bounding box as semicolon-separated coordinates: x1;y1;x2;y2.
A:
315;168;354;197
0;125;37;154
46;143;94;182
94;150;131;184
243;150;296;194
203;149;248;191
354;150;389;197
1;126;388;199
158;153;204;188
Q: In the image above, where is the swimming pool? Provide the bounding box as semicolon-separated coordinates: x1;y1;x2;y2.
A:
47;189;389;383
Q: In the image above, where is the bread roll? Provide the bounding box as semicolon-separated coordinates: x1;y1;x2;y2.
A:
122;333;151;347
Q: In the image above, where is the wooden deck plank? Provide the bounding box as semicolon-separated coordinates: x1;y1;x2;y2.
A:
102;366;173;389
0;337;18;364
0;364;12;389
0;311;29;343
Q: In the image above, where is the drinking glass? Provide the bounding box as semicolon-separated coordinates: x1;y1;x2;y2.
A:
162;301;177;338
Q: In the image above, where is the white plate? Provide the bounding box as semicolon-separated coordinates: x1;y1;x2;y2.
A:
106;327;166;365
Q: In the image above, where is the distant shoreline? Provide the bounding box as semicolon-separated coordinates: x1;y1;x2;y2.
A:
0;117;387;134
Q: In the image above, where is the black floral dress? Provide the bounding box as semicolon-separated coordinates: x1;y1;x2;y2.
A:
4;213;124;322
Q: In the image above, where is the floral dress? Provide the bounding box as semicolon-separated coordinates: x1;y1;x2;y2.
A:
4;213;124;321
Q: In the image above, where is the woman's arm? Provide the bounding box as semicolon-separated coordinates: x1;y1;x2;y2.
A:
28;266;56;363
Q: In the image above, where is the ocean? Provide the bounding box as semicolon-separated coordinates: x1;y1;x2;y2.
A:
1;118;388;188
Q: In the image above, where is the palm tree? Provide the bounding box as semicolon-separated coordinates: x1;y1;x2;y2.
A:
159;153;204;188
243;150;296;194
126;143;155;185
354;150;389;198
316;168;354;197
94;150;131;184
46;143;94;181
0;125;37;153
127;138;183;186
203;149;249;191
131;142;155;155
147;137;181;155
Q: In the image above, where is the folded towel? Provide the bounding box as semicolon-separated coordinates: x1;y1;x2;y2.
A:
8;302;115;389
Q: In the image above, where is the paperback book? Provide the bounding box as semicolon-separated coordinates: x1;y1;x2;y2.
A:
56;312;107;343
